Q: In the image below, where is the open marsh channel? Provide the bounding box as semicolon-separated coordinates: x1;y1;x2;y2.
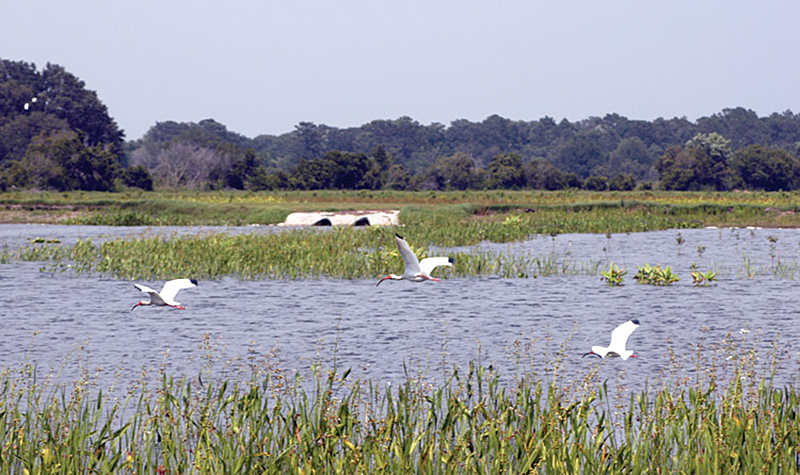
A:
2;224;800;395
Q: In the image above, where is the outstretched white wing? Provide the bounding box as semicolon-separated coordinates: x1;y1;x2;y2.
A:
395;234;420;276
159;279;198;304
608;319;639;353
419;256;453;276
134;283;164;305
134;283;158;295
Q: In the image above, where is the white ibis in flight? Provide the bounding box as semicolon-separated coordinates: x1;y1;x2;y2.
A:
376;234;453;286
131;278;198;311
582;319;640;360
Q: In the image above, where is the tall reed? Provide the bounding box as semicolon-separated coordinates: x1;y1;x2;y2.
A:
1;228;602;281
2;335;798;474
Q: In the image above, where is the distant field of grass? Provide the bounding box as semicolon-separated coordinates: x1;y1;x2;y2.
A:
1;189;800;229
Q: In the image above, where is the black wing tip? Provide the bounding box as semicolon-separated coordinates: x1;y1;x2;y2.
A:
631;319;640;325
448;256;454;264
190;279;198;286
395;233;403;239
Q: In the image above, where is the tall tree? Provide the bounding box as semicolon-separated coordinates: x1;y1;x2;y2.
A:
5;130;119;191
607;137;656;180
486;153;524;189
730;144;800;191
553;134;606;179
1;59;124;182
429;152;483;190
684;133;734;190
39;63;124;150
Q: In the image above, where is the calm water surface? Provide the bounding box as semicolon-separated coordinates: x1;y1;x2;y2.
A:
1;225;800;394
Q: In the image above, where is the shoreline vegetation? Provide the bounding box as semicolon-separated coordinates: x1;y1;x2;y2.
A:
1;189;800;228
3;190;800;280
1;334;798;473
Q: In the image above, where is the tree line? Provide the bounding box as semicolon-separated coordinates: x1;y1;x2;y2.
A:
4;58;800;193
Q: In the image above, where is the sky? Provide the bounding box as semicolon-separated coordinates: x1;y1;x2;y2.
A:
4;0;800;141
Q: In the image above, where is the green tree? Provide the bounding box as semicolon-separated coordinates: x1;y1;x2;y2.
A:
288;151;378;190
486;153;524;189
384;163;412;190
607;137;656;180
225;148;259;189
120;165;154;191
730;144;800;191
523;160;568;190
290;157;332;190
8;130;119;191
553;134;607;179
608;173;636;191
656;146;697;191
685;132;734;190
582;175;608;191
39;63;124;150
429;152;483;190
324;151;374;189
247;168;289;191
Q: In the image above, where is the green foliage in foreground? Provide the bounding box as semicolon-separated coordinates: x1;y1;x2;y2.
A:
1;340;798;474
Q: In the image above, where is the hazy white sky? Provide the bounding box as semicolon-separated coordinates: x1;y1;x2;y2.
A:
4;0;800;140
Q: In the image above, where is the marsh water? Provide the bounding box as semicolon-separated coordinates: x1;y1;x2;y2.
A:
2;224;800;394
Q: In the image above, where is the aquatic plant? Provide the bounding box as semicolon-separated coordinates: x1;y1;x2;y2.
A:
633;263;680;286
600;262;626;286
0;228;607;281
676;231;686;254
690;264;717;287
1;334;798;474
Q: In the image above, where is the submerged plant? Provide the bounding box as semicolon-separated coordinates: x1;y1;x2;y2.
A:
676;231;686;254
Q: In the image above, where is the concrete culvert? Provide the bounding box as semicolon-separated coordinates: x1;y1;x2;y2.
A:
353;217;370;226
313;218;332;226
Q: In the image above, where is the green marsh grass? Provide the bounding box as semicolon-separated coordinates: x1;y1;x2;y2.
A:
1;226;605;281
2;333;799;474
5;189;800;230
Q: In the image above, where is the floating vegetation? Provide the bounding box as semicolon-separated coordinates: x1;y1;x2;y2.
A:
28;237;61;244
690;264;718;287
600;262;626;286
633;263;680;286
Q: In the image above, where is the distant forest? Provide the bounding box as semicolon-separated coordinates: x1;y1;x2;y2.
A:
4;58;800;192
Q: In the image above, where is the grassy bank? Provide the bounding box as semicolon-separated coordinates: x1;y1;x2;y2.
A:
1;337;797;474
2;189;800;229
